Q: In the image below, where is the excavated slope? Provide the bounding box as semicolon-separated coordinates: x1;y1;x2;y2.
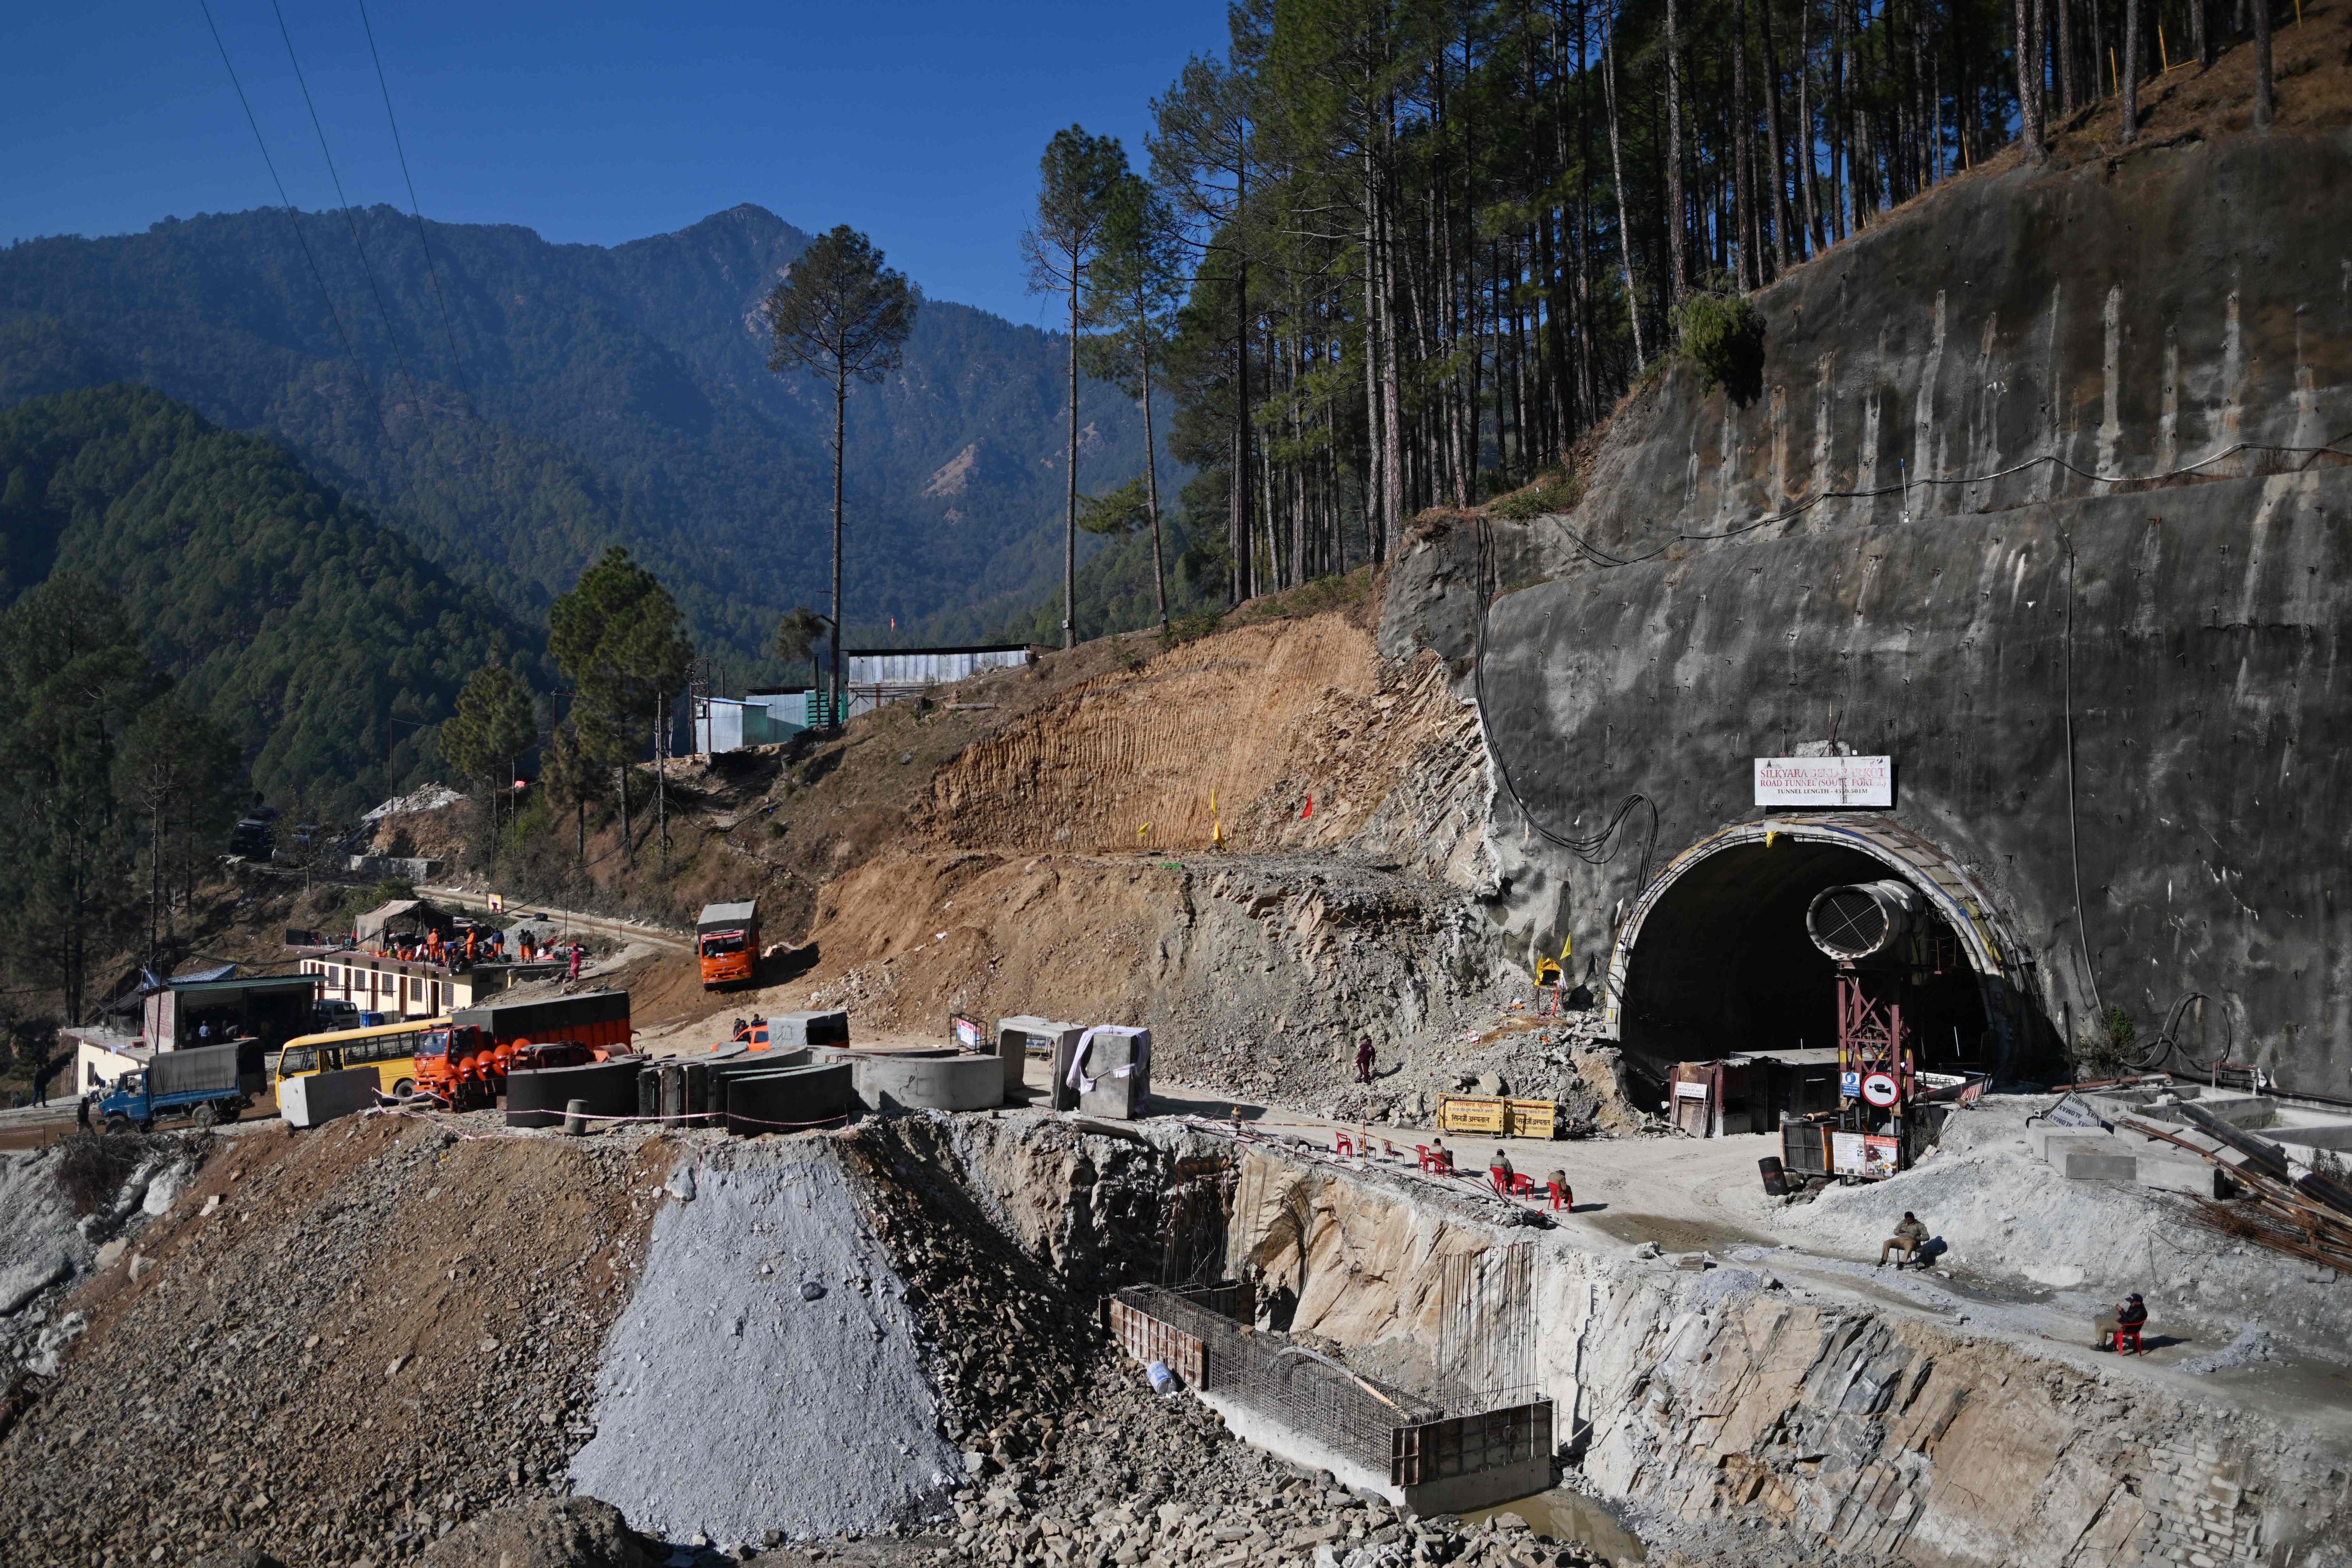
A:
1225;1139;2352;1566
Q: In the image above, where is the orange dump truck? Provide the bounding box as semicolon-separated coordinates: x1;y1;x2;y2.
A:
697;901;759;989
414;988;633;1109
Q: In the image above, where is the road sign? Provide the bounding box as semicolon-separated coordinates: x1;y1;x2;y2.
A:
1860;1071;1900;1108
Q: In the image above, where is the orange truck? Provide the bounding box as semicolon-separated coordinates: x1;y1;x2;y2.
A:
697;900;759;989
414;989;633;1109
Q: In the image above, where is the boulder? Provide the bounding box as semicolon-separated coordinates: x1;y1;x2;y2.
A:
421;1497;664;1568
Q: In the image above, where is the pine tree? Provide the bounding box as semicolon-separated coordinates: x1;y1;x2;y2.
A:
762;227;916;721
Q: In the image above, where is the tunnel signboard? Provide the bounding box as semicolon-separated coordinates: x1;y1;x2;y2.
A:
1753;755;1893;807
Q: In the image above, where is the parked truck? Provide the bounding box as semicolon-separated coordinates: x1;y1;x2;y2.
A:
96;1042;249;1132
697;901;759;989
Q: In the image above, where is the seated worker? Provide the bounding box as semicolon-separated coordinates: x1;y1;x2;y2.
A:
1490;1148;1516;1194
1878;1211;1929;1268
2095;1292;2149;1352
730;1017;749;1043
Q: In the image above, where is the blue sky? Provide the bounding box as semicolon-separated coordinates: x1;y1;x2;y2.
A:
2;0;1229;325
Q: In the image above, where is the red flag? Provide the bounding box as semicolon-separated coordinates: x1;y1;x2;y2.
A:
1301;795;1314;820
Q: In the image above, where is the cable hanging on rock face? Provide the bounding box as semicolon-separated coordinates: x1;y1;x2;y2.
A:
196;0;393;447
1469;515;1659;894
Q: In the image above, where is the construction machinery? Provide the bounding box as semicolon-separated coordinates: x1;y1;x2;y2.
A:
697;901;759;988
413;989;632;1109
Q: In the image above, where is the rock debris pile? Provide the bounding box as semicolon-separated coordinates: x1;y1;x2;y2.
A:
938;1362;1609;1568
0;1113;669;1566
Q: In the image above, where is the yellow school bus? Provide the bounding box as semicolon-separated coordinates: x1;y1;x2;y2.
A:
274;1017;453;1097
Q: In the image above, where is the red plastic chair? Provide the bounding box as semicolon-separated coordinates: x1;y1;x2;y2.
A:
1335;1132;1355;1157
2114;1324;2145;1356
1548;1180;1572;1211
1508;1172;1535;1198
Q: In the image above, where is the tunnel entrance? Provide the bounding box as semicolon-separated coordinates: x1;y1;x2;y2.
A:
1613;836;1991;1077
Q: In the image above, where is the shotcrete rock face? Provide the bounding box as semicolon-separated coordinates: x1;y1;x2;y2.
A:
567;1139;958;1546
1398;132;2352;1092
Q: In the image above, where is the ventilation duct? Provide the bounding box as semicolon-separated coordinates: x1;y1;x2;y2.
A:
1805;880;1923;962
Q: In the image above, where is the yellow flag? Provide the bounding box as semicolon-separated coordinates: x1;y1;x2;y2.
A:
1138;822;1151;842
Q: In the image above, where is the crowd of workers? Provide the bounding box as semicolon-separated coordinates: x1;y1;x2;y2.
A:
366;924;582;977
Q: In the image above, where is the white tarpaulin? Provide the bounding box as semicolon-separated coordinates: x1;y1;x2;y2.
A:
1753;755;1894;807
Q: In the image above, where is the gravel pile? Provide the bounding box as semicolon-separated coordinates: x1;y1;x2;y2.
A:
1769;1094;2352;1344
0;1112;671;1566
567;1137;962;1547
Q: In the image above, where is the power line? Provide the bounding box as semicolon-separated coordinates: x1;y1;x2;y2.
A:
355;0;477;419
266;0;427;429
195;0;393;446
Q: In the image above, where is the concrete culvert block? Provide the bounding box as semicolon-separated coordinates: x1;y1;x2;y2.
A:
2064;1151;2139;1182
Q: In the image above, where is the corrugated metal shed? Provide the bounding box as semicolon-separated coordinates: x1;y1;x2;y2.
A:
846;645;1031;687
838;645;1032;718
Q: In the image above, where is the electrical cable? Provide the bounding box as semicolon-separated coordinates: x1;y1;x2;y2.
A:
195;0;393;446
355;0;477;418
2152;990;2229;1076
1469;515;1658;888
2062;540;2105;1019
267;0;427;426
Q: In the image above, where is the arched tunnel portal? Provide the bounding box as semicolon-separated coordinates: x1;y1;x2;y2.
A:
1601;815;2044;1083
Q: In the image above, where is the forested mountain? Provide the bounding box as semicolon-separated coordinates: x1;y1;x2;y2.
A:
0;384;521;818
0;203;1160;664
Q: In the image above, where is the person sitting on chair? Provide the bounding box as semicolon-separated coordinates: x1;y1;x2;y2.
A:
2095;1292;2149;1352
1489;1148;1516;1195
1878;1211;1929;1268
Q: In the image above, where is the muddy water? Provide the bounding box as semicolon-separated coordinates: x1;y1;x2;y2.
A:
1588;1210;1776;1252
1461;1488;1646;1562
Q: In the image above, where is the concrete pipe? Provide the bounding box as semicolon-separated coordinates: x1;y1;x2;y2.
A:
810;1047;1005;1113
506;1057;643;1129
1805;879;1923;962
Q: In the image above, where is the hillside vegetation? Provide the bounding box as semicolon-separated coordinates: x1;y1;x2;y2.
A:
0;203;1165;663
0;384;520;816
